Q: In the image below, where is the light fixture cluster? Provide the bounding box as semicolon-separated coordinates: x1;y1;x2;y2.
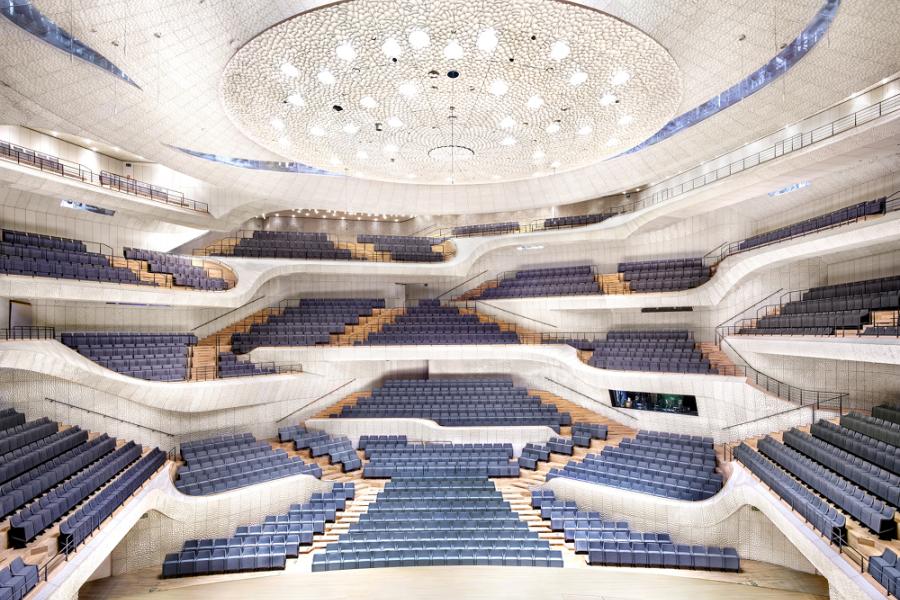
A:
269;209;415;223
223;0;682;185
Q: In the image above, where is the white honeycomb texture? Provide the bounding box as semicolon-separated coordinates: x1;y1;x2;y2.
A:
220;0;683;185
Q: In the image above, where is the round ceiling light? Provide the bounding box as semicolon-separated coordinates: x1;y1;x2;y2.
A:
222;0;682;185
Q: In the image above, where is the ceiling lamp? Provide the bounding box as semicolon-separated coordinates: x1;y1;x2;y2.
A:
569;70;588;86
500;136;517;146
550;160;561;168
280;62;298;77
383;143;399;153
398;82;418;97
499;116;516;129
545;123;560;134
309;125;325;136
342;122;360;134
477;28;498;53
330;156;341;165
356;150;369;159
443;39;464;60
489;79;509;96
549;40;570;61
533;148;546;163
408;29;430;49
577;125;592;136
278;137;290;147
382;37;402;58
526;95;544;110
387;116;404;128
336;42;356;62
610;69;631;86
618;114;633;126
270;118;285;130
317;69;336;85
286;93;304;107
360;95;379;109
606;137;619;146
599;92;617;106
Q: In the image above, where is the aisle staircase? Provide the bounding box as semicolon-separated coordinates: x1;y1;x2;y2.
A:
598;273;631;294
330;308;405;345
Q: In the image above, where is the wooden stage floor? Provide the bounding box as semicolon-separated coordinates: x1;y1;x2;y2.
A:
80;560;830;600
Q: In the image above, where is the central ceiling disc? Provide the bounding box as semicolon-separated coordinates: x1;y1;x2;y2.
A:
221;0;683;185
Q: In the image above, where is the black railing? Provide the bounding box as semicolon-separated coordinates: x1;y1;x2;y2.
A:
45;396;176;441
0;140;208;213
0;325;55;340
190;361;304;382
277;378;357;423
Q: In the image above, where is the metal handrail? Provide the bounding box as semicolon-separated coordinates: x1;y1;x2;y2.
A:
190;361;304;382
437;269;489;299
543;376;638;421
191;295;267;332
277;378;357;423
0;139;208;213
0;325;56;340
45;396;176;438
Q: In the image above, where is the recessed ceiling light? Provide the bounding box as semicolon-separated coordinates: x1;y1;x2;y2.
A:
317;69;336;85
545;123;560;134
286;93;304;106
309;125;325;136
477;28;498;53
499;116;516;129
610;69;631;86
50;131;58;136
382;37;402;58
618;114;633;126
599;93;617;106
489;79;509;96
278;137;290;147
443;39;464;60
383;143;399;153
387;116;404;128
526;96;544;110
549;40;570;61
550;160;561;168
330;156;341;165
270;118;285;130
569;70;588;86
336;42;356;62
90;147;98;151
577;125;592;136
606;137;619;146
405;173;417;179
83;138;92;144
280;62;298;77
500;136;517;146
408;29;430;49
360;95;378;109
398;82;418;97
111;146;120;151
342;123;359;134
356;150;368;159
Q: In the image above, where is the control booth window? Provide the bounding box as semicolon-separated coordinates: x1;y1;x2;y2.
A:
609;389;698;416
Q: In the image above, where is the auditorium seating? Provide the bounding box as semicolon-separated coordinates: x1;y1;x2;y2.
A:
571;422;609;447
175;433;322;495
548;431;721;501
811;419;900;476
217;352;276;378
0;229;151;286
0;558;38;600
334;378;571;431
618;257;710;293
61;332;196;381
757;436;896;537
290;426;362;472
362;440;519;478
874;404;900;424
587;331;713;374
738;197;886;250
7;436;145;546
227;230;352;260
735;443;846;544
123;248;229;290
868;548;900;597
543;212;612;230
162;482;354;577
533;490;740;571
58;448;166;550
360;300;520;345
357;235;445;262
451;222;520;236
232;298;385;353
742;274;900;335
312;476;561;571
840;412;900;449
479;265;601;299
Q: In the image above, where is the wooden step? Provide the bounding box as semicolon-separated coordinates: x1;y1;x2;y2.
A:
598;273;631;294
454;279;499;302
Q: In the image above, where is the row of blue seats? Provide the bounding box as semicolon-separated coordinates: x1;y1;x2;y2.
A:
0;558;38;600
811;419;900;476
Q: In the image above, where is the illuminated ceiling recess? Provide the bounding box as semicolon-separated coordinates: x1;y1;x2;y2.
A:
221;0;683;185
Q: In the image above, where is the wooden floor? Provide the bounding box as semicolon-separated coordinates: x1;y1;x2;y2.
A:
79;560;829;600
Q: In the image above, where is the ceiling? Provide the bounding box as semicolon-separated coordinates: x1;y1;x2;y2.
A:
0;0;899;217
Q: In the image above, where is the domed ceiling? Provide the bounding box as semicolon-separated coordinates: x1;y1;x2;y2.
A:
220;0;683;185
